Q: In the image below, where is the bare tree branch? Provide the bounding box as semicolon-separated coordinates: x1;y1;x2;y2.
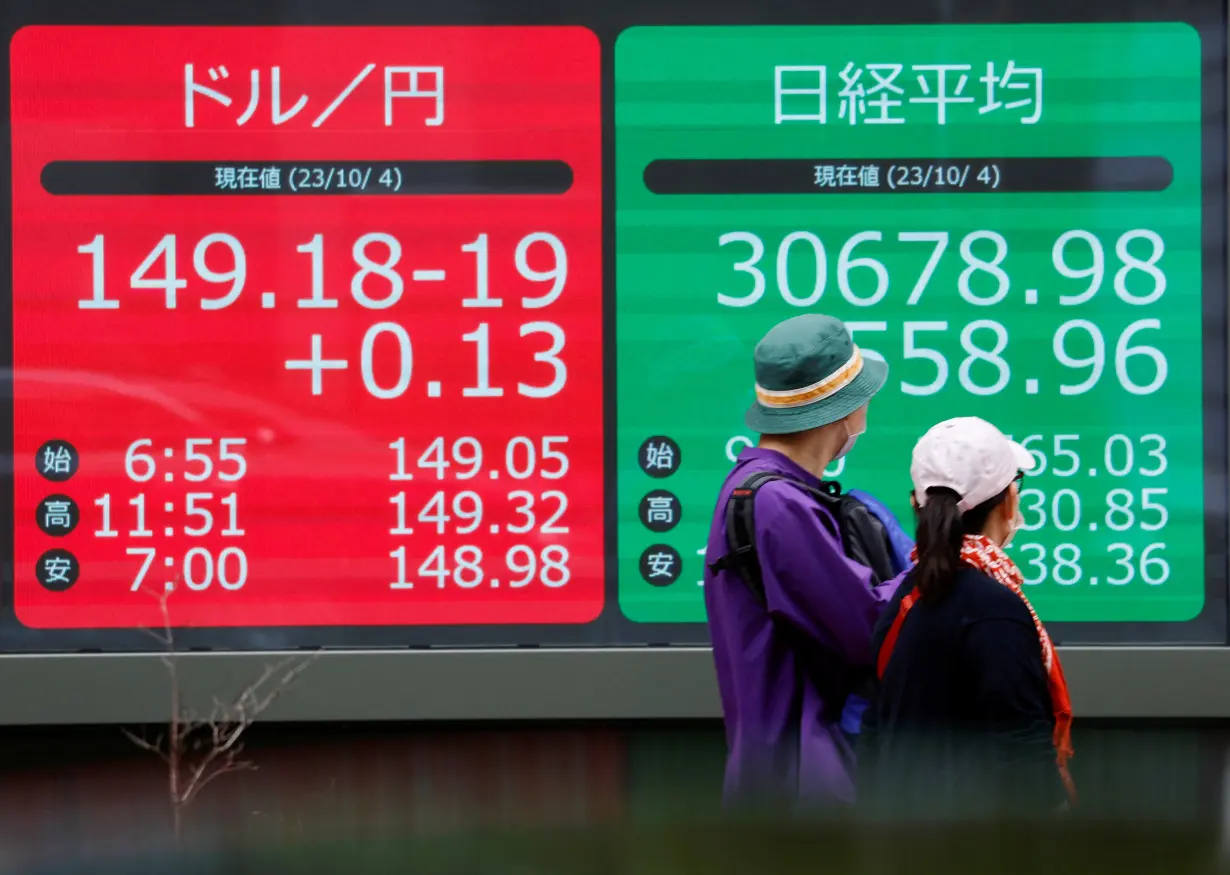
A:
121;727;170;763
121;579;318;838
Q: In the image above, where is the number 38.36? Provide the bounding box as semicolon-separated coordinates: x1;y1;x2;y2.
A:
1014;542;1170;587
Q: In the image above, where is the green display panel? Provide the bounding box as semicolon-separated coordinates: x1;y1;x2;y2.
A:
615;23;1203;624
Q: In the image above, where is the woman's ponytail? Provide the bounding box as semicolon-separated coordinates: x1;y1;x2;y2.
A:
914;487;964;603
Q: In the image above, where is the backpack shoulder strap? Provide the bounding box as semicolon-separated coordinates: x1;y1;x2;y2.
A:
708;471;837;606
707;471;783;606
876;587;920;679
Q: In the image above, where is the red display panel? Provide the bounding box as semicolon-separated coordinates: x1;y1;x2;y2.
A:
10;25;604;628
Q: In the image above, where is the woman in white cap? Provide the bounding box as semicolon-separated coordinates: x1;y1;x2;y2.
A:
859;416;1075;818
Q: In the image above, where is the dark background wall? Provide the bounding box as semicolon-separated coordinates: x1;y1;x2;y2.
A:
0;719;1227;872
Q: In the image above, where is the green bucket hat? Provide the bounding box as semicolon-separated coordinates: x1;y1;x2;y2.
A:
744;313;889;435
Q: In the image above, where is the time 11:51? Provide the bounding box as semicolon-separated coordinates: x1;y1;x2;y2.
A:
94;493;244;538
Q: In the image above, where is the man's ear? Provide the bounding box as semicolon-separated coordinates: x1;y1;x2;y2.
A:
1001;487;1019;524
909;491;919;511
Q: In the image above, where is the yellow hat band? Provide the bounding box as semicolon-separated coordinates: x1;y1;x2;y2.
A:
754;347;864;409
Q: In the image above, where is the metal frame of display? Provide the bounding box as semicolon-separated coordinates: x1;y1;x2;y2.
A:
0;646;1228;724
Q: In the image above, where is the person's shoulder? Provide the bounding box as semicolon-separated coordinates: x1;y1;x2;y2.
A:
878;568;915;615
746;474;845;551
720;457;783;489
714;460;770;506
713;461;811;519
754;473;830;520
952;565;1035;623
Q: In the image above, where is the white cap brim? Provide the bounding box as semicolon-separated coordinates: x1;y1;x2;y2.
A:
1009;440;1037;475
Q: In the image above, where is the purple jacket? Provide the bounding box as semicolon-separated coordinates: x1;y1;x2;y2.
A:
703;448;901;805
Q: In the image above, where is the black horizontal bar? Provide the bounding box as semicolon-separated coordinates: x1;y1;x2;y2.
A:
41;160;573;196
642;157;1172;195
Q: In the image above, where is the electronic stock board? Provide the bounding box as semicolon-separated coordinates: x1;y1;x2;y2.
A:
1;0;1226;721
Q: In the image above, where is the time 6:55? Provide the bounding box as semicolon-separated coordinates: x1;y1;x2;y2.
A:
125;438;248;483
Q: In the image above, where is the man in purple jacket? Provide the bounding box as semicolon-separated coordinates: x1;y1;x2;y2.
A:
703;313;902;808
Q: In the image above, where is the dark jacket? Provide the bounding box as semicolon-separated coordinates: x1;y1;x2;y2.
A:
858;566;1067;819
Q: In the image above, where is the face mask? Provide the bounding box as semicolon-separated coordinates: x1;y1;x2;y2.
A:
834;420;866;460
1002;503;1025;549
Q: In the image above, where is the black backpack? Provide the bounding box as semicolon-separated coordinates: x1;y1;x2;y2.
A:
707;471;897;721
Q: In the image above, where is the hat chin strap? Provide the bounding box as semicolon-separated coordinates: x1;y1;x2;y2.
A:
754;348;864;409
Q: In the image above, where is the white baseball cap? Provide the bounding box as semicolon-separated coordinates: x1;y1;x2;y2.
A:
911;417;1036;512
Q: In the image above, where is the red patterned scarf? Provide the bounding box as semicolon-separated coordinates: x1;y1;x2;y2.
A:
876;534;1077;806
